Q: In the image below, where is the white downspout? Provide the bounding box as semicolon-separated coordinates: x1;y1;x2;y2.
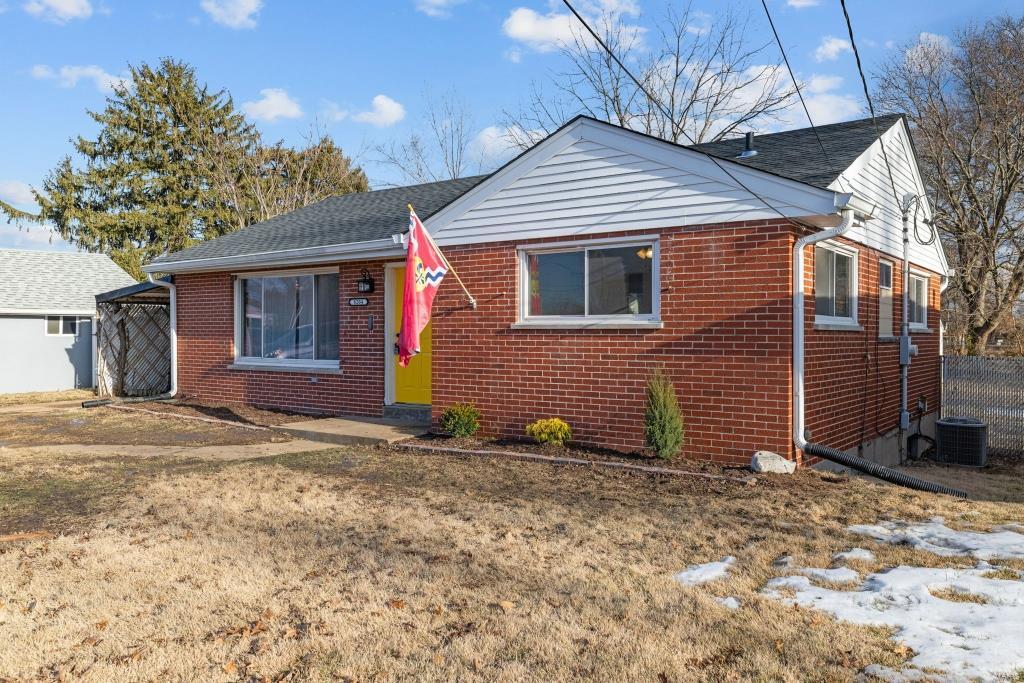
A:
147;274;177;399
793;207;857;453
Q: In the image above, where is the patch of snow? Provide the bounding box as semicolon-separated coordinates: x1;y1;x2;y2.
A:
674;556;735;585
764;564;1024;680
849;518;1024;560
858;664;930;682
799;567;860;584
715;596;740;610
834;548;875;563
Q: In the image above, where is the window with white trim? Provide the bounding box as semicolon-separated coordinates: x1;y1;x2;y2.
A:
519;239;658;324
814;243;858;325
878;260;894;337
45;315;86;336
235;270;339;366
909;273;929;328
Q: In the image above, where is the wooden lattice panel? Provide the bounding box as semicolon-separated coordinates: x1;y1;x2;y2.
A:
97;303;171;398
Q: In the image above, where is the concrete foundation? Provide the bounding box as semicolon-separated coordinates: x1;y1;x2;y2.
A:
813;410;938;472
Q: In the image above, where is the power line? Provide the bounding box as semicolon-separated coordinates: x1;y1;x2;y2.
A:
559;0;805;227
839;0;902;209
760;0;837;179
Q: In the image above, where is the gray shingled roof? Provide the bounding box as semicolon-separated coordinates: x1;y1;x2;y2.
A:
0;249;138;314
150;115;901;269
152;175;488;266
688;114;903;188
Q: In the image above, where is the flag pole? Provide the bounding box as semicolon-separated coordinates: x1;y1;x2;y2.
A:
408;204;477;309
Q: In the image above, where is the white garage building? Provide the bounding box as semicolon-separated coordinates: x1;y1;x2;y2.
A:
0;249;136;394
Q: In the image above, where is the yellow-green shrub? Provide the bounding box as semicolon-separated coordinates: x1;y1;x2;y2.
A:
525;417;572;446
439;403;481;437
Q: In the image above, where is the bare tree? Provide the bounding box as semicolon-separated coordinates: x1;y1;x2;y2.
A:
503;3;795;149
374;92;484;185
876;17;1024;355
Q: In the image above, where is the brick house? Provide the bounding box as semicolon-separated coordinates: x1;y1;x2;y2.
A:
144;115;948;467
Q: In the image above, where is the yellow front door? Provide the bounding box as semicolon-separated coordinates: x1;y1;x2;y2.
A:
392;266;432;405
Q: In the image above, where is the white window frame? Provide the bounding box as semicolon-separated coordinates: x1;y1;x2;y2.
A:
878;259;894;338
813;241;859;327
232;267;340;370
514;235;662;329
909;271;929;330
44;315;86;337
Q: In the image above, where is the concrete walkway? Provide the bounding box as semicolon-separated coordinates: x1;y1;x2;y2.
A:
271;415;428;446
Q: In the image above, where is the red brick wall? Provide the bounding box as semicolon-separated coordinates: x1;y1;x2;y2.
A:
175;260;387;416
172;220;942;468
431;221;797;464
802;235;942;460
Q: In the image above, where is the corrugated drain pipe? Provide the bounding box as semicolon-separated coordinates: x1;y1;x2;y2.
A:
792;204;966;498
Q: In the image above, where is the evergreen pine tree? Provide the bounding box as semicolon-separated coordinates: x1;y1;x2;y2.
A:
645;370;685;459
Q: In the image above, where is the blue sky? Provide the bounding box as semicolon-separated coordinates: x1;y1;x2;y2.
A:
0;0;1017;251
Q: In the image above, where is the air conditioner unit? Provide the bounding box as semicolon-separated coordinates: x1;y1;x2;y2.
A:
935;417;988;467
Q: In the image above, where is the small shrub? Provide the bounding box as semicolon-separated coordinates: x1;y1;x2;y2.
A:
525;417;572;446
645;370;685;459
439;403;481;437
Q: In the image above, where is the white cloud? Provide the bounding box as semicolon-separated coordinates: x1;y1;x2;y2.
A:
321;101;349;123
471;124;544;165
905;32;953;70
199;0;262;29
806;74;843;94
32;64;129;93
917;31;952;50
470;126;516;166
803;92;862;125
0;180;37;207
414;0;463;18
503;2;642;54
242;88;303;122
504;47;522;64
23;0;92;22
786;0;819;7
777;72;861;127
29;64;54;79
814;35;852;62
352;95;406;128
502;7;575;53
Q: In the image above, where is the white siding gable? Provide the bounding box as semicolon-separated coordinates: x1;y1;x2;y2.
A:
427;118;842;246
830;120;949;275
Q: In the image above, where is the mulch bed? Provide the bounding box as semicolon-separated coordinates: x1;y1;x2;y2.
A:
155;400;330;428
408;434;755;481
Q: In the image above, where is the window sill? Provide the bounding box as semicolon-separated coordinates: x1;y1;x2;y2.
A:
910;327;934;334
879;335;899;343
511;319;664;330
814;322;864;332
228;362;341;375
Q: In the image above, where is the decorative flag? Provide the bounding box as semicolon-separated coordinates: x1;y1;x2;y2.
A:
397;207;448;367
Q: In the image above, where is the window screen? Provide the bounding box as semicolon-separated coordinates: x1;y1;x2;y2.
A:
814;245;856;320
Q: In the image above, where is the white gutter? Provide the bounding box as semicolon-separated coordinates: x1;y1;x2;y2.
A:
146;274;177;399
792;203;858;452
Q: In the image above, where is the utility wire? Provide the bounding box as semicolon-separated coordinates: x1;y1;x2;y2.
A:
559;0;805;227
839;0;902;209
760;0;838;182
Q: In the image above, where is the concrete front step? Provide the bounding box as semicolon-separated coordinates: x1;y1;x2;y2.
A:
381;403;432;426
271;415;427;446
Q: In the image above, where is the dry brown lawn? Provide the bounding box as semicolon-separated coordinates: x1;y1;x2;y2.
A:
0;407;1022;682
0;389;95;408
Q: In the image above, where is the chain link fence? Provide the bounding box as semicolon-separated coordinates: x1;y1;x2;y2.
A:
942;355;1024;455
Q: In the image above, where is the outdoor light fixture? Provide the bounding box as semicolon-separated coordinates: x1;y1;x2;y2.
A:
357;268;375;293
